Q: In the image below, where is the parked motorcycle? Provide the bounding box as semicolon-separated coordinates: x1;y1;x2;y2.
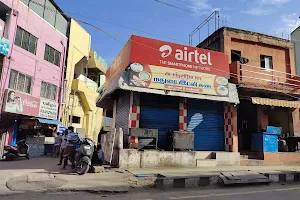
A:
3;140;29;161
75;138;95;175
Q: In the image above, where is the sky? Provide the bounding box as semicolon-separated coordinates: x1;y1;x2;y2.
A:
55;0;300;66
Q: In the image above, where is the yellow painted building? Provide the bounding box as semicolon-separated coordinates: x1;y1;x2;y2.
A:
62;19;106;142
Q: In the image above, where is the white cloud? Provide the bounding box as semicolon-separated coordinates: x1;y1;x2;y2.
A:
242;0;290;16
277;13;300;33
242;7;275;16
189;0;212;13
261;0;290;6
212;8;221;12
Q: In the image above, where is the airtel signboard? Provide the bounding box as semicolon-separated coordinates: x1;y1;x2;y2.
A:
130;35;229;78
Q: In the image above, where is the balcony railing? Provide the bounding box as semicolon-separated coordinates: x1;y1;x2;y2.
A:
230;62;300;94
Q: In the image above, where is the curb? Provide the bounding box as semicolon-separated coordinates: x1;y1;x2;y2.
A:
156;175;218;189
155;172;300;189
264;172;300;183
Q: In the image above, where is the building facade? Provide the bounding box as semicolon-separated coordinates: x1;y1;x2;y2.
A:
62;19;106;142
0;0;68;154
292;26;300;75
98;35;240;168
198;27;300;165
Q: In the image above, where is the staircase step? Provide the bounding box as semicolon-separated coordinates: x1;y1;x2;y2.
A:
196;159;217;167
240;159;264;166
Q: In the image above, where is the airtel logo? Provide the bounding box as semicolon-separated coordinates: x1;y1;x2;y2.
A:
159;44;212;65
159;45;172;58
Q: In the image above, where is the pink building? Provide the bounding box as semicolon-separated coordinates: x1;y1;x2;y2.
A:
0;0;68;147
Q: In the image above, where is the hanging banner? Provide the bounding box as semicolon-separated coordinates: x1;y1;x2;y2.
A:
129;63;229;96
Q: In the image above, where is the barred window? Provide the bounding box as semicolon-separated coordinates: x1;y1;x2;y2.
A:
41;81;57;101
14;26;37;54
44;44;61;67
8;69;32;94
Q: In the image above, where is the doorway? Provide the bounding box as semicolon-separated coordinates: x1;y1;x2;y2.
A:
268;107;293;136
237;100;258;151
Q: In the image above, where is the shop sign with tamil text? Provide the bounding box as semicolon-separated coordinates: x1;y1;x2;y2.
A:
39;98;58;120
129;64;229;96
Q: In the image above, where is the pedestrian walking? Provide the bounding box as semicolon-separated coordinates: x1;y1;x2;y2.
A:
57;129;68;166
52;132;61;158
62;126;79;169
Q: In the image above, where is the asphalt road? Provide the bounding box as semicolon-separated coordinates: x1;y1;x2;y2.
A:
2;184;300;200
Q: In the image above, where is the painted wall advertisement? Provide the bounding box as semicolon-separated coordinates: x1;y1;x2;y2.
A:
129;63;229;96
2;89;59;120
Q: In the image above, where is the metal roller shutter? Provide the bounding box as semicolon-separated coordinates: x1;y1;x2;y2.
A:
140;93;179;149
116;92;131;147
187;99;224;151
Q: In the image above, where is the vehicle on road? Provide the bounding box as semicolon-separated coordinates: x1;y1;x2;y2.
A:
3;140;29;161
75;138;95;175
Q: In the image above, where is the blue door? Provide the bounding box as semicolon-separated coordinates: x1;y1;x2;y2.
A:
140;93;179;150
187;99;224;151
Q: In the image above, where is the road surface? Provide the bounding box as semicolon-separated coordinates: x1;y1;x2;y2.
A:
2;183;300;200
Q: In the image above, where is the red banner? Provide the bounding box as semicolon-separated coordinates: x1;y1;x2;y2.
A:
3;89;40;117
130;35;229;78
2;89;59;120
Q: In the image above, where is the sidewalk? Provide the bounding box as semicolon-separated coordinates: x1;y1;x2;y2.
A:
2;157;300;195
127;166;300;189
0;157;129;196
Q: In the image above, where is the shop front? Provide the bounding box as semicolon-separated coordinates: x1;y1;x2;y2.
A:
0;89;61;157
236;88;300;166
97;35;240;168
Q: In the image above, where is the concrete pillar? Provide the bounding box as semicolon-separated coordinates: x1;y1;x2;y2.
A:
292;108;300;136
257;105;268;131
224;103;238;152
129;92;140;128
179;98;187;131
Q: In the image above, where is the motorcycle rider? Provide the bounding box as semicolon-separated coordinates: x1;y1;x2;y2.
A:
62;126;79;169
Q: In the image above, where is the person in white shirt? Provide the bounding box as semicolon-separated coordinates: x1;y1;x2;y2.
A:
62;126;79;169
52;132;61;158
57;130;68;166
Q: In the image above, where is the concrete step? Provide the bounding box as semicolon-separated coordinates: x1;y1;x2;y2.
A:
240;155;249;159
195;151;216;159
196;159;217;167
240;159;264;166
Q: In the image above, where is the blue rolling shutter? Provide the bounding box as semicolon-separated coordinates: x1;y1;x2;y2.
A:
140;93;179;149
187;99;224;151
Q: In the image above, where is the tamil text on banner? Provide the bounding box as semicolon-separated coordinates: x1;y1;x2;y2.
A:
129;64;229;96
3;89;40;116
39;98;58;120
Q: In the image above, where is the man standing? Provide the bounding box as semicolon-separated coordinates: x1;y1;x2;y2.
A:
52;132;61;158
62;126;79;169
57;130;68;166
